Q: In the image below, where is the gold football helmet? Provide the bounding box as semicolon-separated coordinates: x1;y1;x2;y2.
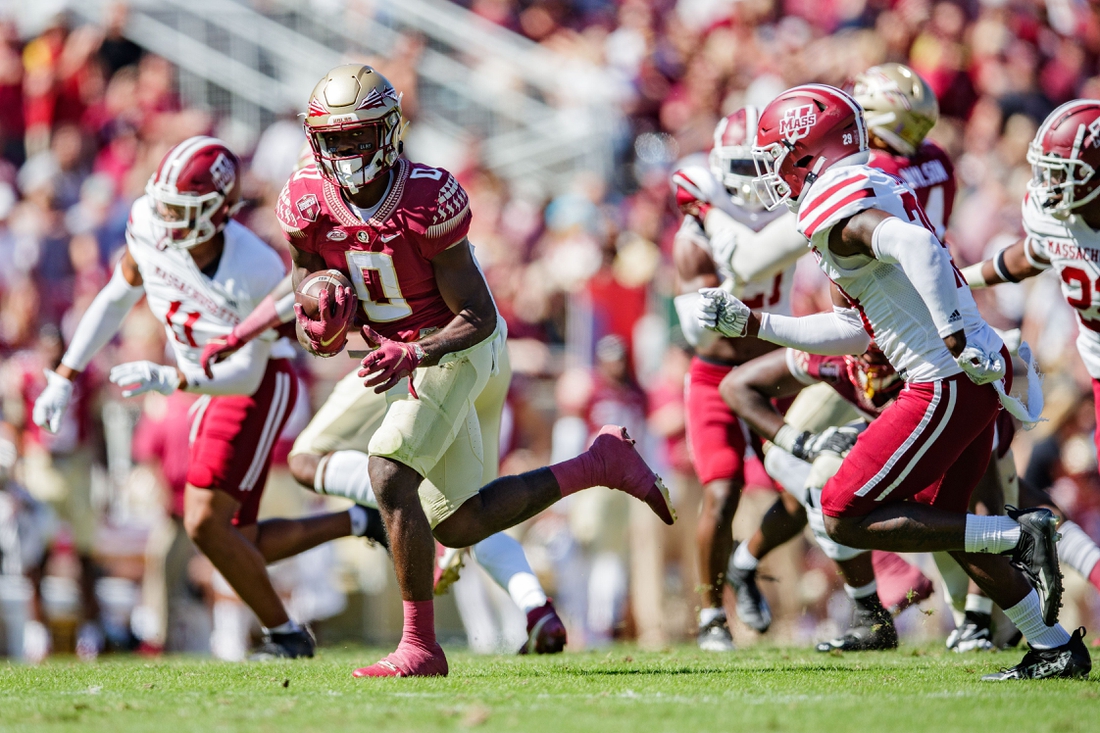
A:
303;64;405;192
850;63;938;156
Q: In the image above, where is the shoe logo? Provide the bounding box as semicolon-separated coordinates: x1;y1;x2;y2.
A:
1027;652;1070;679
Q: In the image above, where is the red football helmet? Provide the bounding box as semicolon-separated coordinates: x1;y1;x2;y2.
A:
751;84;868;210
146;136;242;250
1027;99;1100;219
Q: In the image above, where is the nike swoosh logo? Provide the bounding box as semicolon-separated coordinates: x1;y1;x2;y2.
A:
319;331;343;347
380;233;398;243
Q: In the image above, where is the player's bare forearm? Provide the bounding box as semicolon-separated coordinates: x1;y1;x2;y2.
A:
288;243;326;289
420;239;497;367
718;349;804;441
975;240;1045;286
943;329;966;358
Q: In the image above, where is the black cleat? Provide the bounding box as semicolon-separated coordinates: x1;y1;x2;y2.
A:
354;506;389;550
697;615;736;652
947;611;995;653
249;626;316;661
982;627;1091;680
1004;506;1063;626
725;544;772;633
816;597;898;653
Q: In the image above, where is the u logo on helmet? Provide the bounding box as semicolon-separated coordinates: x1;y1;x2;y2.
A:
779;105;817;142
209;153;236;194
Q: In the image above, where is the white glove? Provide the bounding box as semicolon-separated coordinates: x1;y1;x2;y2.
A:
696;287;750;338
955;345;1006;385
109;361;181;398
32;369;74;434
775;423;861;462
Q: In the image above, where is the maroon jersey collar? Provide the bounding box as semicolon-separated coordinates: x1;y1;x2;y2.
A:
321;158;410;228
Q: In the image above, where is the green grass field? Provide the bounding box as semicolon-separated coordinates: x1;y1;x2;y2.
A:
2;645;1098;733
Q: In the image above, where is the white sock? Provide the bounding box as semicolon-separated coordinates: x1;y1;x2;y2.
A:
348;504;369;536
731;542;759;572
763;447;812;507
471;533;548;614
699;606;725;626
316;451;377;506
265;619;301;634
1002;590;1071;649
963;514;1021;554
844;580;878;599
1057;520;1100;579
964;593;993;615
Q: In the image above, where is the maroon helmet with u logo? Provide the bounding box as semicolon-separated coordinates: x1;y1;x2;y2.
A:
1027;99;1100;219
146;136;242;250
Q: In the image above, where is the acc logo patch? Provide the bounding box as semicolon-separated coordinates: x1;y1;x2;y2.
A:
326;229;348;241
779;105;817;142
296;193;320;222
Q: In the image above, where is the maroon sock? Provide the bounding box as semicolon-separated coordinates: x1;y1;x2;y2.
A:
398;599;437;653
550;452;600;498
1089;562;1100;593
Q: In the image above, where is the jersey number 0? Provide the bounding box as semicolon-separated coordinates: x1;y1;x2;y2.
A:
345;251;413;322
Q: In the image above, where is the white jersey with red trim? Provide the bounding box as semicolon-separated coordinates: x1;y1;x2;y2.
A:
126;195;295;382
1021;192;1100;378
796;164;1002;383
673;166;797;314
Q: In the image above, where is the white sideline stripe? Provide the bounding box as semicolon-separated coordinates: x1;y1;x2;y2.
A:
854;380;944;499
240;371;289;491
875;380;957;502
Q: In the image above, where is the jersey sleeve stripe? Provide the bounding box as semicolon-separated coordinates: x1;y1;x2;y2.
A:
802;188;874;238
802;173;870;213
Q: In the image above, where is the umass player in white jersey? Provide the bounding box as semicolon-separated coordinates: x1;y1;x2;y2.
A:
964;98;1100;603
698;84;1089;680
31;137;385;660
670;106;807;651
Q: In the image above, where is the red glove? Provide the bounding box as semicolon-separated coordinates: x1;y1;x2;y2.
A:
294;285;357;356
357;325;422;397
671;168;718;221
200;334;243;379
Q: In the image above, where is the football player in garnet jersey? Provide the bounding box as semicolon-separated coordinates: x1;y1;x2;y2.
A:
699;84;1089;680
281;64;673;677
31;137;386;660
671;106;808;650
963;99;1100;603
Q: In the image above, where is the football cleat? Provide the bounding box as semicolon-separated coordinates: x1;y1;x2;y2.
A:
433;544;466;596
982;627;1091;680
725;545;772;633
697;614;736;652
1004;506;1063;626
249;626;316;661
519;600;567;655
353;642;449;678
353;505;389;550
946;611;995;653
816;599;898;652
588;425;676;525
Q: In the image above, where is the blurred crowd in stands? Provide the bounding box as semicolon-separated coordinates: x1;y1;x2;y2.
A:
1;0;1100;660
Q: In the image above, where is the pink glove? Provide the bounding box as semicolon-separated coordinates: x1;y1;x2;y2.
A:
294;285;356;356
357;325;422;397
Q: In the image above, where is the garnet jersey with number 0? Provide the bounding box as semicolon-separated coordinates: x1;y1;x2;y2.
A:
125;196;295;382
276;159;474;342
868;140;956;238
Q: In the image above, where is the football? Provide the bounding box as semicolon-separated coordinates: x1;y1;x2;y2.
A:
295;269;356;320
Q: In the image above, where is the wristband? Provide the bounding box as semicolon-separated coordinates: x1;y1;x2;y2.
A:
960;263;987;289
993;249;1021;284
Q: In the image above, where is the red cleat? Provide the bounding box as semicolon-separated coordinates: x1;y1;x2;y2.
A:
519;600;567;654
589;425;676;525
872;550;934;612
352;642;449;678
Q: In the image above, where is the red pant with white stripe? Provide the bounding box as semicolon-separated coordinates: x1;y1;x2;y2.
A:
186;359;297;526
821;372;1007;518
